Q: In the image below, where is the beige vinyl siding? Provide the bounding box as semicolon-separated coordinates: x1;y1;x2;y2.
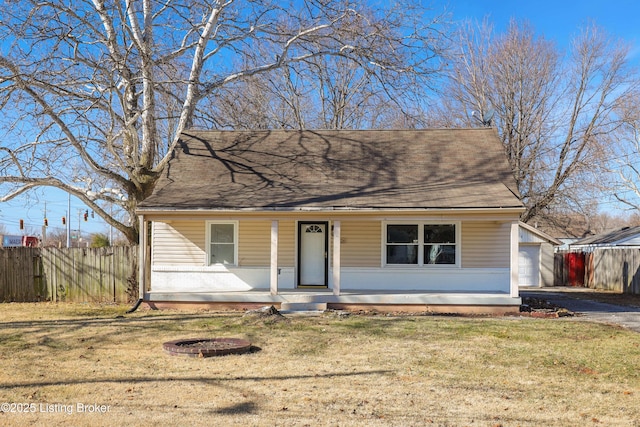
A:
238;220;295;267
462;222;510;268
152;219;298;268
341;221;381;267
230;220;298;267
150;217;512;269
277;220;296;267
237;221;270;266
152;221;205;266
237;220;296;267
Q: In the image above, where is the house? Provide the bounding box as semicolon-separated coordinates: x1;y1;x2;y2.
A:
570;226;640;251
518;222;561;288
135;129;525;314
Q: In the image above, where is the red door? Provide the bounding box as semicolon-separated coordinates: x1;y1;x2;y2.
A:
566;252;585;286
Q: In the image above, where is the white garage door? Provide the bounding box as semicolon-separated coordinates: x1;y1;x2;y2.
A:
519;245;540;287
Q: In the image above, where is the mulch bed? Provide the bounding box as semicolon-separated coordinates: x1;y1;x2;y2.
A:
239;301;578;320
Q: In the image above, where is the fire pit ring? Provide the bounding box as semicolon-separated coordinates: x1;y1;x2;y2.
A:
163;338;252;358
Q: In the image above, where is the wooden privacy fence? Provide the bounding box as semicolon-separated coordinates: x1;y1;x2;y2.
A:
555;248;640;294
0;246;138;303
554;251;586;287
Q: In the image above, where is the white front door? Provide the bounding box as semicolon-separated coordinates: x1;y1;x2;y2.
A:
298;222;328;286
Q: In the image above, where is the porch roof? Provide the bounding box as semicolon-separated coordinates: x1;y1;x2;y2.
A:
138;129;523;212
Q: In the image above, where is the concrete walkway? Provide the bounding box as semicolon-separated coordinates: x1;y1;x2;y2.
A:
520;287;640;333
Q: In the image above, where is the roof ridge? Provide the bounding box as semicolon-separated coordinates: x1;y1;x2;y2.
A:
182;127;496;133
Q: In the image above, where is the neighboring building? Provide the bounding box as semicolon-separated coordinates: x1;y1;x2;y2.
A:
556;238;579;251
1;235;40;247
136;128;525;314
563;226;640;291
518;222;562;288
570;226;640;252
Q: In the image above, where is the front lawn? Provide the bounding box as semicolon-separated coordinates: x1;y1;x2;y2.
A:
0;303;638;426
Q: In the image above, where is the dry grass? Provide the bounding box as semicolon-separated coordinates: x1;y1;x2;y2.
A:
0;303;639;426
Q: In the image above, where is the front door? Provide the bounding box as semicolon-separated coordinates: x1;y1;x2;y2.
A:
298;222;328;287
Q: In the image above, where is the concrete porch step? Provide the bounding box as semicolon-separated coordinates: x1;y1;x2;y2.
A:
280;302;328;312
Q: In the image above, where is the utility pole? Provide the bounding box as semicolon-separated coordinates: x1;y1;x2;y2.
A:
77;208;82;245
42;201;47;244
109;204;113;246
66;193;71;248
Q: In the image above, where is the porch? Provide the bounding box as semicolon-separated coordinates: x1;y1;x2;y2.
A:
144;288;522;314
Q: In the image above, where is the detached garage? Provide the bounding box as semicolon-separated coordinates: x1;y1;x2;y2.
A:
519;222;561;288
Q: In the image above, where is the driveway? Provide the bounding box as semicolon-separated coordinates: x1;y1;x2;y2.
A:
521;288;640;333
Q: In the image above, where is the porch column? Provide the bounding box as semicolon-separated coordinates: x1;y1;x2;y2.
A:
332;220;341;296
270;220;279;295
510;220;519;297
138;215;147;300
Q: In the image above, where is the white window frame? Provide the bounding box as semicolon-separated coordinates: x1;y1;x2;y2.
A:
205;220;239;266
382;221;461;267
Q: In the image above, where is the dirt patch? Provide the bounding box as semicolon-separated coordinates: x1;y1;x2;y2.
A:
520;296;575;318
242;305;290;324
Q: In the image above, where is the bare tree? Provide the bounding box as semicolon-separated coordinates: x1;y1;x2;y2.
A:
209;2;448;130
42;228;68;248
212;56;416;130
612;92;640;211
0;0;449;243
429;20;635;227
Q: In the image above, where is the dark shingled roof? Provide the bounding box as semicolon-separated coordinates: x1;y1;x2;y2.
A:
138;129;523;211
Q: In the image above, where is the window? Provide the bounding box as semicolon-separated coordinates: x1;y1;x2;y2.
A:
305;224;323;233
207;222;237;265
385;222;458;266
386;225;418;264
423;224;456;265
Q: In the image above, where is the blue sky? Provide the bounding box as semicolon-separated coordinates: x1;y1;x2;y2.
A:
446;0;640;49
0;188;113;240
1;0;638;238
446;0;640;216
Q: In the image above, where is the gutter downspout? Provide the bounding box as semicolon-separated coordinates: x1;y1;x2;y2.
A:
126;298;143;314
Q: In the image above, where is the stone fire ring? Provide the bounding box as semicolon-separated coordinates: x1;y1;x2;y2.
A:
163;338;252;358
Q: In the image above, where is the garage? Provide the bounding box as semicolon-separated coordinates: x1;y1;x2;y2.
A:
519;222;561;288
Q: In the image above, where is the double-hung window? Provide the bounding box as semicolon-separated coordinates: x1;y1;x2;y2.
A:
385;222;458;266
386;224;419;264
207;221;238;266
423;224;456;265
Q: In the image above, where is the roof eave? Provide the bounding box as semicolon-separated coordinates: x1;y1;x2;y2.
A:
519;221;562;245
136;205;525;216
